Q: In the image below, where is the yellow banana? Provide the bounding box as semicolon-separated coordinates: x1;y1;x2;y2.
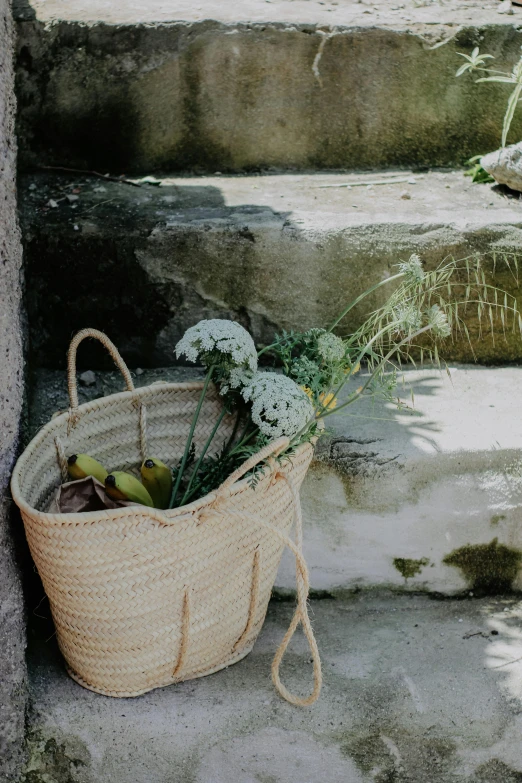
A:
140;457;173;509
67;453;108;484
105;472;154;507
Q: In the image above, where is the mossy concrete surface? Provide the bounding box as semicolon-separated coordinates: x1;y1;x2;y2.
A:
13;1;522;173
19;170;522;369
444;539;522;595
27;364;522;597
393;557;430;581
23;594;522;782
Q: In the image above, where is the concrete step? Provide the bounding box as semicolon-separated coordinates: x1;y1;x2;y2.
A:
24;593;522;782
14;0;522;172
27;363;522;597
20;169;522;368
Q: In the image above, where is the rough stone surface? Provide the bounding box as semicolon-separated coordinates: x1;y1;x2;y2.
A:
13;1;522;172
25;367;203;442
11;0;518;26
78;370;96;387
0;0;27;779
19;170;522;368
24;593;522;782
482;143;522;192
26;364;522;596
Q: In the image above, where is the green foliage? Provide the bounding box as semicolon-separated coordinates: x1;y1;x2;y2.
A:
180;441;245;504
346;255;519;366
456;45;522;148
455;46;494;78
298;253;519;425
262;328;355;406
464;156;495;184
170;253;520;508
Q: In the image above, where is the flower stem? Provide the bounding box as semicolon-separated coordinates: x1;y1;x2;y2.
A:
230;416;256;453
328;271;405;332
180;407;228;506
169;365;215;509
257;341;279;358
230;426;259;453
223;408;243;454
318;324;433;419
291;323;434;444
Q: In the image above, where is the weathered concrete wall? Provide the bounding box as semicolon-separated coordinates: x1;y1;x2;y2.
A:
0;1;27;779
13;2;522;173
279;365;522;595
19;171;522;369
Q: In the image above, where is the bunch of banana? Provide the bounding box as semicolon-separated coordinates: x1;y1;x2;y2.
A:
67;452;172;509
105;472;154;507
67;454;108;484
140;458;172;510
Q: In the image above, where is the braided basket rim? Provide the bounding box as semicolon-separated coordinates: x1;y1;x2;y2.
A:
11;380;312;525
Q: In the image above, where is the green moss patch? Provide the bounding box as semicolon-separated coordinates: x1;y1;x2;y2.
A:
443;538;522;595
393;557;430;580
472;759;522;782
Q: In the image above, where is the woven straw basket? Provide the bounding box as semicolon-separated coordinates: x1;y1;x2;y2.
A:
12;330;321;705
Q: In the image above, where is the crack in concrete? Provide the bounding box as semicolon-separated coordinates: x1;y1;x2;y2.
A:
311;28;337;87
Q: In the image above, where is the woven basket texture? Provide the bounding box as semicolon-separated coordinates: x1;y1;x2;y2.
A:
11;334;316;700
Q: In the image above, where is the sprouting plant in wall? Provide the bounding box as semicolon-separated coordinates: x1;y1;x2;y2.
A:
463;155;494;184
456;45;522;149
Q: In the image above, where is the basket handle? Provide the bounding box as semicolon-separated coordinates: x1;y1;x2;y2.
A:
212;437;322;705
216;436;290;495
67;329;135;416
270;471;322;706
223;469;322;706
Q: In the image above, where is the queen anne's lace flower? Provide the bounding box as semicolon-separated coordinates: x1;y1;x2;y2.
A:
426;304;451;338
242;372;314;439
175;319;258;372
398;254;425;284
219;367;254;395
304;327;325;339
394;304;423;335
317;332;345;363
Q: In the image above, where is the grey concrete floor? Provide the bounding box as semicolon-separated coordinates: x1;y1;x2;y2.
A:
25;594;522;782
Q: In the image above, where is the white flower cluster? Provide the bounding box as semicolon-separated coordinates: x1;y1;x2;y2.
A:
317;331;345;363
398;254;425;284
394;304;422;335
242;372;314;439
175;319;258;371
219;367;254;395
426;304;451;338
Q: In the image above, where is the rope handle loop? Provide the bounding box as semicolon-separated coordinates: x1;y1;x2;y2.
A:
270;472;322;706
213;436;321;704
67;329;135;418
216;436;290;495
226;470;322;707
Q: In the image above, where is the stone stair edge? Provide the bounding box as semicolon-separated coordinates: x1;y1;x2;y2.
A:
19;168;522;367
14;12;522;174
19;168;522;225
12;0;521;29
